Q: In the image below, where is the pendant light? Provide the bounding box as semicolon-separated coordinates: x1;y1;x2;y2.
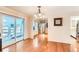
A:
33;6;47;23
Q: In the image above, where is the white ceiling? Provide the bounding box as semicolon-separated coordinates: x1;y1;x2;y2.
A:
7;6;79;16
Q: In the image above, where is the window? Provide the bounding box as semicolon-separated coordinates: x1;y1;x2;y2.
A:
2;15;15;47
71;16;79;37
16;18;24;41
1;14;24;48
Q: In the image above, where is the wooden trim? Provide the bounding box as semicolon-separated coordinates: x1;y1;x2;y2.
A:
70;35;77;40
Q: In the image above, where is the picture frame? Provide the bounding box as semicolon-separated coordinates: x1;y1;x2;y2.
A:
54;18;63;26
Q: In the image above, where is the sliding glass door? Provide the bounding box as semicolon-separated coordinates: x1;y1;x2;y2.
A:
1;14;24;48
16;18;24;42
2;15;15;48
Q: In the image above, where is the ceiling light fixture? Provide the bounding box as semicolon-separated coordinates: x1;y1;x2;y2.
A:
33;6;47;23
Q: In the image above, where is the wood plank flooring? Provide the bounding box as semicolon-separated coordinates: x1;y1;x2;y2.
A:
2;39;71;52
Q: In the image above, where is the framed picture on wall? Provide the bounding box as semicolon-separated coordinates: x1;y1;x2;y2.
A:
54;18;63;26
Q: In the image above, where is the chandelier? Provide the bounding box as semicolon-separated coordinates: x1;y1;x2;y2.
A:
33;6;47;23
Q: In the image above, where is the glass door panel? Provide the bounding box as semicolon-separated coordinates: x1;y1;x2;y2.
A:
2;15;15;48
33;21;38;36
16;18;24;42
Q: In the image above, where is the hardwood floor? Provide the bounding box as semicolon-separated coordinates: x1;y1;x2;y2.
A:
2;39;71;52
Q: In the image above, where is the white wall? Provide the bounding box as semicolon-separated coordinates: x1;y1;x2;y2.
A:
47;11;79;44
24;17;32;39
48;12;79;51
48;13;77;44
48;14;72;44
